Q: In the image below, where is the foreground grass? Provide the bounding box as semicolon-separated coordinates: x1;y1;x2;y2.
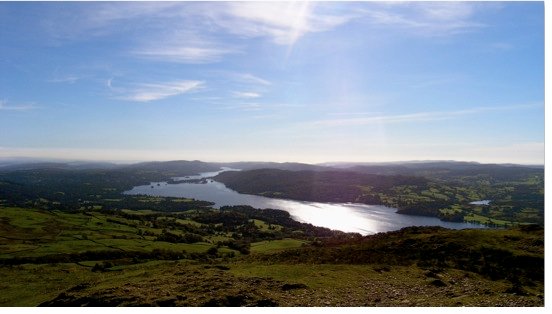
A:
0;260;543;307
0;206;544;307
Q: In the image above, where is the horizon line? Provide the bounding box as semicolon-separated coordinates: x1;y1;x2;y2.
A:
0;156;544;167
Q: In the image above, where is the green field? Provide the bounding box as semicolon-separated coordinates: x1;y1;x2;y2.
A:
250;238;307;253
0;207;229;260
251;219;283;231
463;213;521;227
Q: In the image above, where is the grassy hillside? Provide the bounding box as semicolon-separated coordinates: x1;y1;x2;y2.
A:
255;226;544;284
0;205;543;306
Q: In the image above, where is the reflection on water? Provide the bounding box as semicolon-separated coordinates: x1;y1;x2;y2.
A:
124;169;486;235
469;200;491;205
172;167;239;181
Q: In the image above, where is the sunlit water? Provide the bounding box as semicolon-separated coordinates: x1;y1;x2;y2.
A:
124;169;486;235
469;200;491;205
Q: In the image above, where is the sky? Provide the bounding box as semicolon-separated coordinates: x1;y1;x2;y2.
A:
0;1;545;164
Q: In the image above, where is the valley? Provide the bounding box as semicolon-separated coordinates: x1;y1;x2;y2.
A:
0;160;545;306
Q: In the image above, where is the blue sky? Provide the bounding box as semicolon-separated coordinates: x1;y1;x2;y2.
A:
0;1;544;164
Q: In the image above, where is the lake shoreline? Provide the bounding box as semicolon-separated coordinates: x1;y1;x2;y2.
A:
124;169;487;235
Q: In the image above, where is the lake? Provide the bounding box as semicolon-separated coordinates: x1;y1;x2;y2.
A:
124;168;486;235
469;200;491;205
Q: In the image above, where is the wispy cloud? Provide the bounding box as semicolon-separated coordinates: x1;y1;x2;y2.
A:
114;80;205;102
40;3;239;64
312;104;542;127
42;2;180;40
312;112;448;127
39;1;488;59
0;100;36;111
41;2;361;47
360;2;485;36
47;67;84;84
202;2;360;46
224;103;262;111
106;78;114;90
85;2;178;26
222;101;304;113
232;73;271;86
232;91;261;99
327;111;383;117
48;75;80;84
133;36;240;64
486;42;513;51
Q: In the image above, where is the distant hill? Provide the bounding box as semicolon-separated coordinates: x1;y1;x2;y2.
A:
1;158;542;177
319;161;543;182
214;166;543;225
0;159;331;174
0;161;121;171
121;160;221;175
0;160;222;176
215;169;428;203
217;161;330;172
0;160;221;207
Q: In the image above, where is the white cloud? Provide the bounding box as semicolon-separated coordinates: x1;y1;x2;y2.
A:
48;75;80;84
133;37;239;64
106;78;114;90
42;2;180;40
39;3;239;64
203;2;360;46
421;2;474;21
360;2;485;36
39;1;488;59
116;80;204;102
233;73;271;86
48;67;84;84
311;111;446;127
311;104;542;127
0;100;36;111
224;103;262;111
88;2;178;25
232;91;261;99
